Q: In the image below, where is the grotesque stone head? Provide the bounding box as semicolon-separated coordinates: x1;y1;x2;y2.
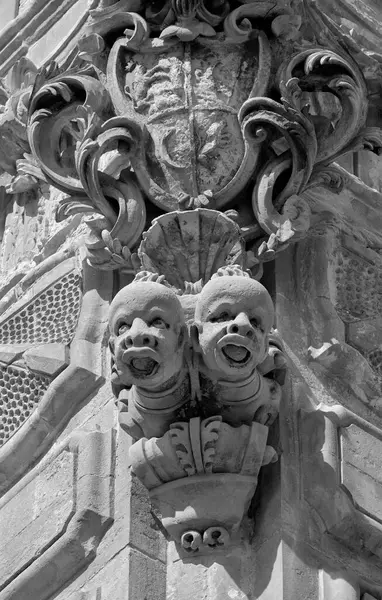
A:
194;275;274;381
109;281;186;390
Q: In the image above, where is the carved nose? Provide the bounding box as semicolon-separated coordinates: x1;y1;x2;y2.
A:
123;319;157;348
227;313;254;338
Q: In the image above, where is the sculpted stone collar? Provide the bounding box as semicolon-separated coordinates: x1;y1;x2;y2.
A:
217;368;263;405
131;366;190;412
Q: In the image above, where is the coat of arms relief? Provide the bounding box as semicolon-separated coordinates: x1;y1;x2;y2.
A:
1;0;381;562
24;0;379;271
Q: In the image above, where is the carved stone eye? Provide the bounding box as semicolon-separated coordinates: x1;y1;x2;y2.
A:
210;311;230;323
118;322;130;335
151;317;168;329
250;317;264;332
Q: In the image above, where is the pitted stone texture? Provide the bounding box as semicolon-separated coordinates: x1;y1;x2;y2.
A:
334;248;382;322
347;319;382;355
0;271;81;345
367;348;382;377
0;364;50;446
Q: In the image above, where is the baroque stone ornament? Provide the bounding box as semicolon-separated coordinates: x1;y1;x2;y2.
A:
12;0;382;562
0;57;48;195
109;208;284;549
22;0;381;269
130;416;276;549
109;280;189;438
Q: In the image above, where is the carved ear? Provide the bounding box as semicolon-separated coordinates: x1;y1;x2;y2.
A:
177;324;187;349
190;322;201;352
110;365;122;385
109;337;121;383
258;334;270;365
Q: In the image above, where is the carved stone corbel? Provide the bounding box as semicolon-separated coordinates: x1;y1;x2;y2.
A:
130;416;276;551
107;209;284;550
15;0;382;562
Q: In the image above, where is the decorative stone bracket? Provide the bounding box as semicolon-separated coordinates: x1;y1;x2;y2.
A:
130;416;276;551
108;208;284;551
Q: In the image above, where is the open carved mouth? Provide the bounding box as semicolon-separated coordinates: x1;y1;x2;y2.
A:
129;357;159;377
222;344;251;365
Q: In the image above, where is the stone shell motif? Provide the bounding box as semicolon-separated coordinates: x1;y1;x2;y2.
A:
138;208;245;289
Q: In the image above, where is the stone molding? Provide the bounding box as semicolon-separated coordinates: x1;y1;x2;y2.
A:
0;253;112;496
0;428;115;600
300;404;382;589
0;0;99;77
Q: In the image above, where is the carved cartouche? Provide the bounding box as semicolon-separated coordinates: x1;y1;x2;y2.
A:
109;281;190;438
194;275;282;426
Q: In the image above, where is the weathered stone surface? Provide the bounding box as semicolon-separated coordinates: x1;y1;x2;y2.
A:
108;212;285;549
0;449;74;590
23;342;69;376
341;424;382;523
0;344;32;365
0;259;111;495
2;0;382;599
0;429;114;600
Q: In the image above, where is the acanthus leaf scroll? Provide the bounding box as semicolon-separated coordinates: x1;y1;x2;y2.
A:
23;0;381;270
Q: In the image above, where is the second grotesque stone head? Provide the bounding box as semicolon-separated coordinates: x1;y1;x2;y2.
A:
109;281;187;391
194;274;275;381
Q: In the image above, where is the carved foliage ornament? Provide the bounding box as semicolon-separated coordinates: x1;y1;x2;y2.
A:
23;0;380;269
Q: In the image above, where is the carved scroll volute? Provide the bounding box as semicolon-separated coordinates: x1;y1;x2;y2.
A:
247;46;370;262
27;66;146;270
28;69;111;194
279;49;368;163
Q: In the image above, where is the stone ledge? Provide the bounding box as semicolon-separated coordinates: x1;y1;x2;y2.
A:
0;428;115;600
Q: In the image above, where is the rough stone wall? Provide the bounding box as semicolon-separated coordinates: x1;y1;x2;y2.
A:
1;1;382;600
